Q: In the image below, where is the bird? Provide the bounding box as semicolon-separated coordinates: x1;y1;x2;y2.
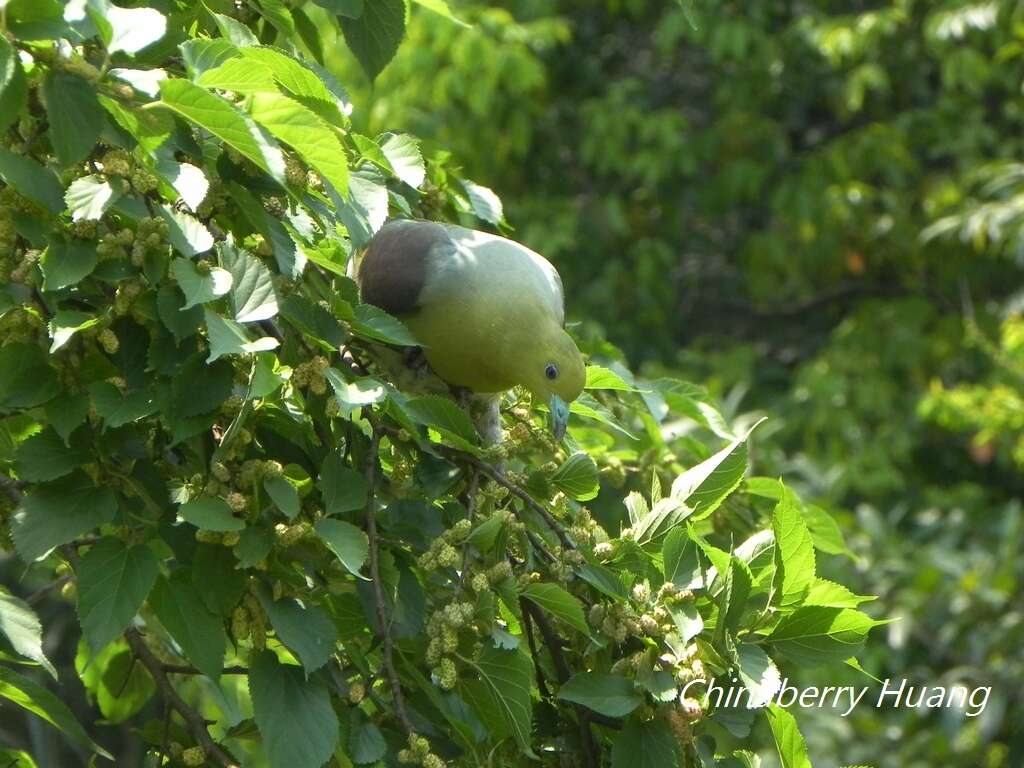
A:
357;219;586;442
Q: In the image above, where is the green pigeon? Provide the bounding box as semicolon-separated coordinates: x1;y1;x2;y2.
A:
357;219;586;439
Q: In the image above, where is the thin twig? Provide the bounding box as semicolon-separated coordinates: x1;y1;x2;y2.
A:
125;629;240;768
466;457;575;550
364;425;415;736
26;575;71;605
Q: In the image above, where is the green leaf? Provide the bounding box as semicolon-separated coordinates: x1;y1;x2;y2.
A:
411;0;470;27
249;652;340;768
192;543;247;616
105;4;167;54
178;496;245;532
0;344;59;412
14;427;87;482
249;0;295;37
771;487;815;610
335;168;389;247
12;472;118;562
158;78;286;184
248;91;349;196
667;600;703;643
805;579;875;608
720;556;753;636
179;38;239;77
611;718;678;768
91;645;155;723
197;57;277;92
313;0;364;17
314;518;369;578
549;452;600;501
379;132;425;187
0;750;37;768
670;419;762;521
47;310;100;352
257;589;338;673
171;257;232;309
149;573;227;679
217;241;279;322
0;37;28;133
154;159;208;211
0;666;112;759
89;382;158;428
557;673;641;717
348;711;386;763
521;582;589;636
211;12;260;46
325;371;386;418
234;526;274;568
64;174;123;222
99;94;174;155
803;504;854;558
77;538;159;652
157;283;203;342
737;644;781;706
0;147;64;213
40;240;99;291
459;646;535;756
339;0;408;82
768;607;883;666
0;588;57;678
237;47;349;125
319;451;369;515
585;365;636;391
401;394;480;448
462;180;504;225
204;309;280;362
765;705;813;768
264;475;300;519
662;527;701;589
351;303;418;346
42;72;104;166
158;204;215;257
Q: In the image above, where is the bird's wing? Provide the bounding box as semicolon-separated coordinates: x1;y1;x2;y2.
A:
357;220;455;315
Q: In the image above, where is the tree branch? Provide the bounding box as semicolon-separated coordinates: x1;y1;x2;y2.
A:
364;425;415;736
125;629;240;768
161;664;249;676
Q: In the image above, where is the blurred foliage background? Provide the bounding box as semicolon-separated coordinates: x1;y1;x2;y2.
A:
325;0;1024;765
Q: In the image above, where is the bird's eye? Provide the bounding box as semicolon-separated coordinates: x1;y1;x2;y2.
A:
545;363;559;381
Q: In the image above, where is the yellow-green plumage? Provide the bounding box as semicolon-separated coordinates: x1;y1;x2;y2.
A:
357;220;585;407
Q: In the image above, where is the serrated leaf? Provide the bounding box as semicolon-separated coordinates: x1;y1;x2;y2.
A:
158;205;215;257
0;344;59;412
611;718;678;768
248;91;349;196
771;487;815;610
104;4;166;54
557;673;641;717
521;582;589;636
264;475;300;519
379;132;425;187
47;310;100;352
64;175;123;222
667;600;703;643
411;0;470;26
172;256;233;308
318;455;367;520
178;496;244;532
14;427;87;482
335;168;389;246
89;382;158;428
325;371;386;418
159;78;286;184
77;538;159;652
249;652;339;768
765;705;812;768
351;303;418;345
463;180;503;224
237;47;349;126
0;37;27;134
12;472;118;562
40;240;99;292
459;646;534;756
339;0;408;81
737;644;781;706
42;72;104;166
154;159;208;211
197;57;277;92
662;527;701;589
0;146;64;213
671;419;763;521
204;309;279;362
805;579;875;608
257;589;338;673
550;452;599;501
149;573;227;679
0;666;111;759
401;394;479;447
0;589;57;679
314;518;369;578
217;241;278;322
585;365;636;391
768;607;883;666
45;392;89;445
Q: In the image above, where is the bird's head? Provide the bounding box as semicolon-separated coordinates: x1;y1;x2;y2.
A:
521;327;585;441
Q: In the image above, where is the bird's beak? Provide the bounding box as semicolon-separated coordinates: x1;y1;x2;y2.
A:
548;394;570;442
